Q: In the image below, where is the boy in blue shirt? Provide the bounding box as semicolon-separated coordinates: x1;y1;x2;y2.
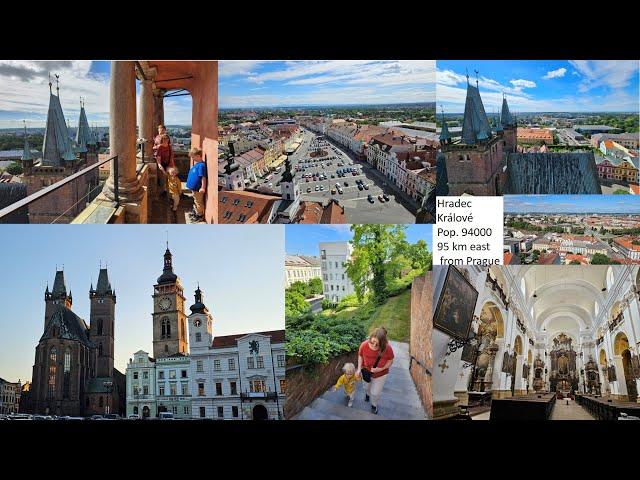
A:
186;147;207;221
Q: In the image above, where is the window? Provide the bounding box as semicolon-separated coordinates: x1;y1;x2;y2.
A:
198;383;205;396
238;214;247;222
247;357;255;369
99;396;104;408
172;406;178;414
250;379;266;393
217;406;224;418
133;386;139;396
197;361;203;372
195;332;201;342
164;345;169;353
223;211;232;219
213;360;221;371
233;199;240;206
170;383;177;396
221;196;227;204
97;319;103;335
280;379;286;394
216;382;223;396
181;370;187;378
133;371;139;380
161;318;171;339
169;370;176;379
143;371;149;380
159;385;165;396
183;406;189;415
228;358;235;371
133;406;138;415
47;347;57;399
246;201;253;208
277;355;285;368
256;356;264;369
199;406;206;418
158;371;165;380
143;385;149;395
181;383;188;395
230;381;237;395
232;406;239;418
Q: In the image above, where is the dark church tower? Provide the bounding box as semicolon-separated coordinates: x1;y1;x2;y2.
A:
89;268;116;378
500;94;517;154
44;270;72;327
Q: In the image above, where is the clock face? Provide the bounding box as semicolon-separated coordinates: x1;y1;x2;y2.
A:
159;297;172;311
193;319;202;327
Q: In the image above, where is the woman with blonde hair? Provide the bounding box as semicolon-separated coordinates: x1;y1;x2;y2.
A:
356;327;394;415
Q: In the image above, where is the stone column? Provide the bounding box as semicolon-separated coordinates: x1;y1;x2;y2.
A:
613;354;628;400
104;61;144;204
153;90;165;129
139;79;154;163
514;354;524;395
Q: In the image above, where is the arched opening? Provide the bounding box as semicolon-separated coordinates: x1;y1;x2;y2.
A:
252;404;269;420
614;332;637;402
133;406;139;415
142;406;150;418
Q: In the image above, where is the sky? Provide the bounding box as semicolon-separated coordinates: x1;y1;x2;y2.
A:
219;60;435;108
437;60;640;113
0;225;284;383
285;224;433;257
0;61;194;129
504;195;640;213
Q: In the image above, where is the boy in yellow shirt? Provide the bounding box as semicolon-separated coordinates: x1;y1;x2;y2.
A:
167;167;181;212
333;362;359;407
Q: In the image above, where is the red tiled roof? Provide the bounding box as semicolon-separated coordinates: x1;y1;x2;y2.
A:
211;329;286;348
218;189;280;224
320;199;346;224
613;236;640;252
538;252;560;265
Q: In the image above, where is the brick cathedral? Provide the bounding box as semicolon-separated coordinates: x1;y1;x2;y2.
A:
28;268;125;416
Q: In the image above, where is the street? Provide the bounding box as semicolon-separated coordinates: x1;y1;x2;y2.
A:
261;128;416;223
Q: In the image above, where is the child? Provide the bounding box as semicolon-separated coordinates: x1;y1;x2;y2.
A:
186;147;207;221
167;166;181;212
155;134;174;195
333;362;359;407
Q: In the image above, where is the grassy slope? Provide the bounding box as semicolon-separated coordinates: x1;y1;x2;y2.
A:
319;289;411;343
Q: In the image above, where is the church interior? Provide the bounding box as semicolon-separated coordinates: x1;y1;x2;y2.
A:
432;265;640;420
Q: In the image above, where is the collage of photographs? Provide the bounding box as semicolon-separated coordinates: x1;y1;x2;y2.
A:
0;59;638;422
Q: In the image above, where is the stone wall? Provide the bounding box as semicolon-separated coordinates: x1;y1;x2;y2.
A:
409;272;433;418
285;351;358;419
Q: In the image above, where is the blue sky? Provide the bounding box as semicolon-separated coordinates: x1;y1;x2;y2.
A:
437;60;640;113
219;61;435;108
0;225;284;383
0;61;194;129
504;195;640;213
285;224;433;256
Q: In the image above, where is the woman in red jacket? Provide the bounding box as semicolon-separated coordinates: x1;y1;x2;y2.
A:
356;327;394;415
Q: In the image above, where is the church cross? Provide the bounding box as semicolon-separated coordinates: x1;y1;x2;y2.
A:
439;359;449;373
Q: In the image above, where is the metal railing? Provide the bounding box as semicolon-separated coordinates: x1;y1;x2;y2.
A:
0;155;118;223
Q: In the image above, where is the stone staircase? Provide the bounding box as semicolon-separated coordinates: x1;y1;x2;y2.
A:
293;341;427;420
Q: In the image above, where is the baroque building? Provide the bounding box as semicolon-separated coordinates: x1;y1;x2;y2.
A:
29;268;124;416
432;266;640;420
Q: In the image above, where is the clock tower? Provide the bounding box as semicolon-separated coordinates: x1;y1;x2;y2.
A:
188;285;213;353
152;245;188;359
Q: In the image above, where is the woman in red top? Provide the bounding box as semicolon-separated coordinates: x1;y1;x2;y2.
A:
356;327;394;415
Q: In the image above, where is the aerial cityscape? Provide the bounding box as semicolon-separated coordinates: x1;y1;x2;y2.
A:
504;195;640;265
217;61;437;224
437;60;639;196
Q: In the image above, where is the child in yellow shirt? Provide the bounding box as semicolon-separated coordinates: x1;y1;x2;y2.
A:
167;167;181;212
333;362;359;407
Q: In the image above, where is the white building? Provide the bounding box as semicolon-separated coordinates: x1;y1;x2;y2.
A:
319;241;355;303
156;353;192;419
285;254;322;288
188;286;286;420
125;350;157;418
0;378;21;415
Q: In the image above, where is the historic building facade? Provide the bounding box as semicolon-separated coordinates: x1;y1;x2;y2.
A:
320;241;355;303
30;268;123;416
156;353;192;418
188;287;285;420
125;350;157;418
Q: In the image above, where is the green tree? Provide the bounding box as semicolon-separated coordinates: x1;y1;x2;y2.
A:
346;224;408;304
590;253;621;265
285;290;310;317
6;162;23;175
308;277;323;296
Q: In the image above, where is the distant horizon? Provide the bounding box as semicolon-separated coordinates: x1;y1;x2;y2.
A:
220;101;435;110
504;195;640;214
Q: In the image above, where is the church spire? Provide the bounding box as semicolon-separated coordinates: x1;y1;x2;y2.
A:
461;67;492;145
500;93;516;128
439;107;451;144
157;242;178;284
190;283;209;314
42;75;76;166
94;266;114;296
21;120;32;161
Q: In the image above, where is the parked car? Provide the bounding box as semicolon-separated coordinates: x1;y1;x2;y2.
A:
363;183;370;190
378;194;385;202
344;181;349;187
382;193;390;201
307;187;312;193
158;412;175;420
367;194;374;203
128;414;141;420
358;184;364;191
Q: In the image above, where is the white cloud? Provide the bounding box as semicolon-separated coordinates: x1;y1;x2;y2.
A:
543;67;567;79
218;60;271;78
569;60;639;92
510;79;537;91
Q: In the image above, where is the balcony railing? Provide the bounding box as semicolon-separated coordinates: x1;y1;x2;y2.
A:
239;391;279;400
0;155;118;224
